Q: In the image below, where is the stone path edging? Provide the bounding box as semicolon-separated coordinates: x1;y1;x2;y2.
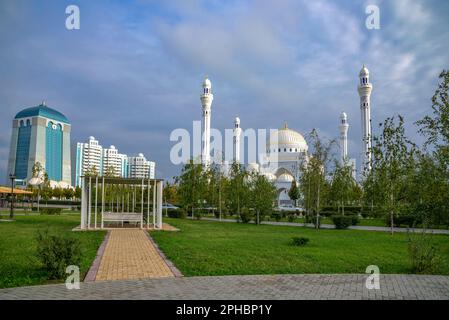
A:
145;230;183;277
84;231;110;282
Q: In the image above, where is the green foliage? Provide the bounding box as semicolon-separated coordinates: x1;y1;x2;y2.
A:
35;229;82;279
248;172;277;224
177;160;207;217
329;160;360;215
287;213;295;222
331;215;353;229
238;208;252;223
167;208;186;219
271;211;282;222
40;208;63;215
288;180;300;206
291;237;310;246
408;232;441;274
385;214;422;228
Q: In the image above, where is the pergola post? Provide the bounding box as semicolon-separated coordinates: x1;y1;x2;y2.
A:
157;180;163;229
140;179;144;229
95;176;98;229
152;180;156;227
88;177;92;229
80;176;87;229
101;177;105;229
147;179;150;229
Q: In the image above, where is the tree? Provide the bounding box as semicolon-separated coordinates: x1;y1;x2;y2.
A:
85;165;99;177
329;160;359;215
249;172;277;224
163;181;178;205
63;188;75;200
176;160;207;217
366;115;417;234
227;162;250;216
300;129;336;229
104;166;116;177
288;180;300;207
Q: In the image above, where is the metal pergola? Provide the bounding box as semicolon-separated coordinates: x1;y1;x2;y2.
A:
80;176;164;230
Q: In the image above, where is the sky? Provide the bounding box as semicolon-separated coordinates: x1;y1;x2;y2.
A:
1;0;448;183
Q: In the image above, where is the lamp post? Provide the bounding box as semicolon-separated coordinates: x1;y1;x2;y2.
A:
9;174;15;219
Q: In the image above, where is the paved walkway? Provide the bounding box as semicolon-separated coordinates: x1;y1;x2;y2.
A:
93;229;175;281
202;218;449;234
1;274;448;300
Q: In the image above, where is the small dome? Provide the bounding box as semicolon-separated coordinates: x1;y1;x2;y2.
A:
247;162;259;173
89;136;95;140
359;64;369;77
110;145;116;149
277;173;294;183
263;172;277;181
340;112;347;120
235;117;240;124
138;153;144;157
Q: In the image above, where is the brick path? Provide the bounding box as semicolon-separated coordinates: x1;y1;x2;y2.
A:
94;229;175;281
1;274;448;300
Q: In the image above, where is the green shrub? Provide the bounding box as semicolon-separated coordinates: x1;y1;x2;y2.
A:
385;214;422;228
349;215;360;226
194;212;202;220
287;213;295;223
167;208;186;219
238;208;252;223
331;215;353;229
408;232;441;274
40;208;63;215
291;237;310;246
271;212;282;222
35;229;82;279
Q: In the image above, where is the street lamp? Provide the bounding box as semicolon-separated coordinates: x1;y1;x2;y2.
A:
9;174;15;219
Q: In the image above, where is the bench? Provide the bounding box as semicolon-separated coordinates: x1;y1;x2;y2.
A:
101;212;142;228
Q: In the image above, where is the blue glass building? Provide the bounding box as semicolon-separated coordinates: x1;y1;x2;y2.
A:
7;102;72;186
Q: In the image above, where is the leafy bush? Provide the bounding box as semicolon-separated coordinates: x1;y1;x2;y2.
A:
167;208;186;219
291;237;310;246
331;215;353;229
238;208;252;223
35;229;82;279
349;215;360;226
408;232;441;274
40;208;63;215
385;214;422;228
194;212;202;220
271;212;282;222
287;213;295;223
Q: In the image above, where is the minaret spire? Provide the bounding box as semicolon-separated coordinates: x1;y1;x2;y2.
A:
233;117;242;163
201;75;214;167
339;112;349;163
358;64;373;175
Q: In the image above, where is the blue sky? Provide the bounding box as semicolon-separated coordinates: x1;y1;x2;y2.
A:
1;0;448;183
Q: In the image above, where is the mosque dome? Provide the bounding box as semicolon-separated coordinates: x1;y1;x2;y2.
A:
277;172;294;183
268;123;308;152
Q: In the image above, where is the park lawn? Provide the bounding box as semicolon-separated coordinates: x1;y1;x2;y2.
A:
151;218;449;276
0;214;105;289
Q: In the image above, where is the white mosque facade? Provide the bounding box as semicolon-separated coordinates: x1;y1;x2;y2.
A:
200;65;371;206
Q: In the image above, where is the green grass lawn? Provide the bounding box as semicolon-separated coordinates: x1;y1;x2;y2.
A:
0;214;105;289
151;218;449;277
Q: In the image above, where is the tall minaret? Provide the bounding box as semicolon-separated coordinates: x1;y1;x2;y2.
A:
201;76;214;166
339;112;349;163
233;117;242;163
358;65;372;173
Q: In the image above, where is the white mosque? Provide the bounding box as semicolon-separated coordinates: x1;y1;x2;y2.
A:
199;65;372;206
